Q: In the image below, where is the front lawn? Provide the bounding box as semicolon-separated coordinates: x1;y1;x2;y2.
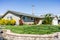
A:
5;25;60;34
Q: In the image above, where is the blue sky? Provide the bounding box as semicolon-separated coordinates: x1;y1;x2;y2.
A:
0;0;60;16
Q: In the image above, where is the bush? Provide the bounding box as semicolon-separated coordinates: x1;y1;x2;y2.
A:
10;19;16;25
1;19;7;25
42;14;53;24
19;19;24;25
0;20;2;25
0;18;16;25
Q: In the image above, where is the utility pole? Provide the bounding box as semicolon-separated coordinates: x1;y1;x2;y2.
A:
32;5;34;15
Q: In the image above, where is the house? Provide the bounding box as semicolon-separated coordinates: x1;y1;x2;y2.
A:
1;10;44;25
1;10;60;25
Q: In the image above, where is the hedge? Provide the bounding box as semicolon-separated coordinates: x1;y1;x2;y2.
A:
0;18;16;25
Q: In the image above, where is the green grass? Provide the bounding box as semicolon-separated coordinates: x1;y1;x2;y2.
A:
5;25;60;34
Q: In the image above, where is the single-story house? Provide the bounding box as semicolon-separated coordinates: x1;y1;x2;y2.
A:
1;10;44;25
1;10;60;25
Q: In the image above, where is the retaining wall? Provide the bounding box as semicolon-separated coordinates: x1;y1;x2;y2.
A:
2;30;60;40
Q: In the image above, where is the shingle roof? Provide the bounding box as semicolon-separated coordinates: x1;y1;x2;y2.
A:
2;10;57;19
2;10;42;18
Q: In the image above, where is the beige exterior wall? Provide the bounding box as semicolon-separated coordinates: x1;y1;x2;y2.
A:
3;13;20;25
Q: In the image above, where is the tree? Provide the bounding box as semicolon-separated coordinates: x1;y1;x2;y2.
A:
42;14;53;24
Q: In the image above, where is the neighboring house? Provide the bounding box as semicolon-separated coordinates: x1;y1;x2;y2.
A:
52;16;58;25
0;10;60;25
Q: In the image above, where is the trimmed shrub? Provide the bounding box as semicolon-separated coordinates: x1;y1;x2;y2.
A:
6;19;11;25
0;20;2;25
10;19;16;25
0;18;16;25
1;19;6;25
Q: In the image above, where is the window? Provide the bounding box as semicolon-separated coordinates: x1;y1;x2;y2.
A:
23;17;25;19
10;16;12;19
31;18;34;20
7;16;12;20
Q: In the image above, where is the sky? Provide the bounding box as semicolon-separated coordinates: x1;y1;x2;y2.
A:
0;0;60;16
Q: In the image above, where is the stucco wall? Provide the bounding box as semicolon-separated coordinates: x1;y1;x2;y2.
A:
3;13;20;25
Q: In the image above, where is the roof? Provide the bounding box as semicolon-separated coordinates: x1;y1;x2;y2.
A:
1;10;57;19
2;10;42;18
